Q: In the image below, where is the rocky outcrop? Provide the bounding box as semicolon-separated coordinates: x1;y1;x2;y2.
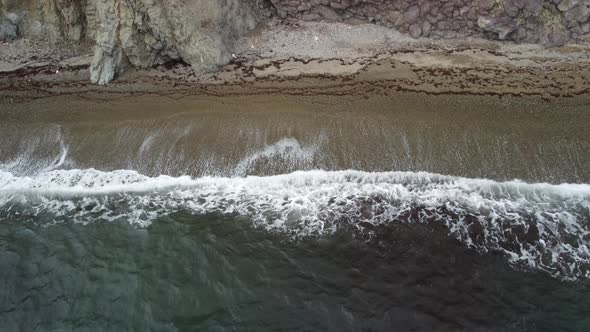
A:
269;0;590;44
90;0;262;85
0;0;89;42
1;0;266;84
2;0;590;84
0;10;19;41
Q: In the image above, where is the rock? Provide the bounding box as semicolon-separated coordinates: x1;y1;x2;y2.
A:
409;23;422;38
4;11;20;25
316;5;341;21
558;0;580;12
0;9;21;40
90;0;260;85
478;16;516;40
302;12;321;21
522;0;543;16
405;6;421;24
422;20;432;36
477;0;497;11
268;0;588;45
503;1;521;18
0;17;17;41
569;3;590;22
0;0;87;42
90;45;127;86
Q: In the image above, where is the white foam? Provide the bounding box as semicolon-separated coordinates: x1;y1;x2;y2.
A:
41;140;69;173
0;124;67;175
0;168;589;280
233;137;323;176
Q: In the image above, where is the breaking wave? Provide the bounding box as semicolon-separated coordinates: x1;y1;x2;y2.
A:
0;169;589;280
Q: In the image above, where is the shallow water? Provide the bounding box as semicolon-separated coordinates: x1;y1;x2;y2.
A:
0;93;589;331
1;93;589;182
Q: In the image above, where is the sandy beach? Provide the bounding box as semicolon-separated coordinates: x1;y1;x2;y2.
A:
2;21;590;105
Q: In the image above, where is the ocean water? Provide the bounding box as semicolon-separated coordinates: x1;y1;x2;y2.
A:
1;169;589;331
1;93;589;331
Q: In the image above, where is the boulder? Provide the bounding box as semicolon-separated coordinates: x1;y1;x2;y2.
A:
558;0;581;12
409;23;423;38
478;16;516;40
0;11;20;40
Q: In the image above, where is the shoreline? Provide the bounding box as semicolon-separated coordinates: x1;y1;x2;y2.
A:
2;90;589;183
2;22;590;104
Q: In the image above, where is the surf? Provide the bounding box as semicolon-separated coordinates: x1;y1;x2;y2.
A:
1;168;588;280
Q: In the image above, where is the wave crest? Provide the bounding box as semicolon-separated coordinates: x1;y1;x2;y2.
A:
0;169;589;280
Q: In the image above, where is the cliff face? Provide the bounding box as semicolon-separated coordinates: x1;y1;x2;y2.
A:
270;0;590;44
0;0;89;42
2;0;589;84
90;0;261;84
1;0;265;84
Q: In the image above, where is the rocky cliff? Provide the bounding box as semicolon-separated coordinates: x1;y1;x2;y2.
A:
1;0;589;84
269;0;590;44
0;0;89;42
1;0;267;84
89;0;263;84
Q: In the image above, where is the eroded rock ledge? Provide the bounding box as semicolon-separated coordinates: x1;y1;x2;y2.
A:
1;0;589;85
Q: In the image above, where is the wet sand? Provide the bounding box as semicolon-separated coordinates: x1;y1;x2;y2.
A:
2;48;590;102
1;21;589;183
1;89;589;183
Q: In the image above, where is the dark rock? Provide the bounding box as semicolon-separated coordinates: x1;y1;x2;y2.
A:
504;1;522;18
422;20;432;36
477;0;497;11
316;5;341;21
569;3;590;22
523;0;544;16
404;5;421;25
409;23;423;38
0;18;17;41
558;0;581;12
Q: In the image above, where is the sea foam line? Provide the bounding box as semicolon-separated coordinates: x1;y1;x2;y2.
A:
0;168;589;196
0;168;589;280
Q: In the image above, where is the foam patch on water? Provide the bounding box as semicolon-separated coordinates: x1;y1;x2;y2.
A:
0;125;68;175
0;169;589;280
233;136;324;176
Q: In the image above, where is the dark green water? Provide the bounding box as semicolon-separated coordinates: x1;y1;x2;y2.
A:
1;213;589;332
